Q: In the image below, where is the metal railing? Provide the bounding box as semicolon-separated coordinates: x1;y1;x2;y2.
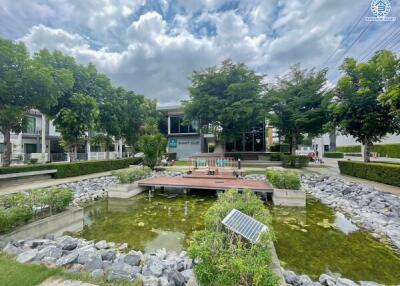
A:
190;156;237;169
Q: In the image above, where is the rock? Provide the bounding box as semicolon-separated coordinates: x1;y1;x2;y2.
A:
56;251;78;266
91;269;104;278
124;252;141;266
118;243;128;252
181;269;195;282
336;278;359;286
67;263;85;273
159;276;174;286
319;274;336;286
167;270;186;286
77;246;100;264
107;262;138;282
37;245;63;260
59;236;78;251
95;240;108;250
187;276;199;286
26;239;50;249
183;258;193;269
179;251;187;258
84;256;103;272
3;243;23;256
41;256;57;266
99;249;116;261
148;256;164;277
156;248;167;260
141;276;159;286
17;249;38;264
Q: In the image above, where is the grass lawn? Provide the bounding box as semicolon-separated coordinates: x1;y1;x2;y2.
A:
0;252;61;286
0;252;141;286
173;161;191;166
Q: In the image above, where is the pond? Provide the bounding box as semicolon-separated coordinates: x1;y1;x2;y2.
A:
78;192;400;284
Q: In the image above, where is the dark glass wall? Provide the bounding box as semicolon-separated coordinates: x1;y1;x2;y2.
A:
170;116;197;134
225;124;265;152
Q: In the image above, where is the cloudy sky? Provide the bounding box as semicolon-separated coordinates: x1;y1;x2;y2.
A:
0;0;399;105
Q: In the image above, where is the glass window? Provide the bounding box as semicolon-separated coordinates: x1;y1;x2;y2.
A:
24;116;36;133
170;116;180;133
0;143;4;153
25;144;37;154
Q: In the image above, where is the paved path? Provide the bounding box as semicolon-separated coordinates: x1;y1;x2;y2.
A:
39;278;97;286
0;171;112;195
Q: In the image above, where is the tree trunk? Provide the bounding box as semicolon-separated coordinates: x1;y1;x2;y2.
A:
106;149;110;160
363;139;372;163
291;134;297;156
2;128;12;167
74;144;78;161
329;131;336;152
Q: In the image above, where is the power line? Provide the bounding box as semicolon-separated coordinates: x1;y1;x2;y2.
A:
320;7;369;68
359;26;400;62
335;21;373;68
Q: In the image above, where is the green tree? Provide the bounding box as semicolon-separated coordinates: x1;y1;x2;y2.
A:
0;39;58;166
35;50;101;161
330;51;400;162
183;60;266;150
377;51;400;115
266;65;330;155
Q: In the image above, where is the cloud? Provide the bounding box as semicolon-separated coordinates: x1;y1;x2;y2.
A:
2;0;394;104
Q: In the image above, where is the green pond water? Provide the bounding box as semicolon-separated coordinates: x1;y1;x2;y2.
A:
78;193;400;284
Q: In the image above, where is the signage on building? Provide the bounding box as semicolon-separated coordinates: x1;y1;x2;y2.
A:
169;138;177;148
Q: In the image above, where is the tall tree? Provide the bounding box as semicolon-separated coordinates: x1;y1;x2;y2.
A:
330;51;400;162
0;39;58;166
35;50;100;160
183;60;266;149
266;65;330;155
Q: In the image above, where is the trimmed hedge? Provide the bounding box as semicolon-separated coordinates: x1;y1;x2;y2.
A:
337;143;400;158
270;152;290;161
282;155;309;168
266;170;301;190
323;152;344;158
336;145;361;153
338;161;400;187
0;158;141;178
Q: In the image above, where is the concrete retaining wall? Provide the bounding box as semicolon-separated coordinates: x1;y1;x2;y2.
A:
108;182;145;198
273;189;306;207
0;207;83;247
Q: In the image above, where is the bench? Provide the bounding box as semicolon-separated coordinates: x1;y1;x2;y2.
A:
0;169;57;189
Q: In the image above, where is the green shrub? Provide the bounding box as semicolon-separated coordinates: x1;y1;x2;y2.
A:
0;188;73;234
323;152;344;158
336;145;361;153
281;155;309;168
269;152;290;161
112;166;152;184
270;144;290;153
189;189;278;286
0;158;141;178
266;170;301;190
337;144;400;158
338;161;400;187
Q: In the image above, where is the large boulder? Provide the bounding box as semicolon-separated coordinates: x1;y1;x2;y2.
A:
77;246;101;264
100;249;116;261
17;249;38;264
107;262;140;282
84;256;103;272
3;243;23;256
95;240;108;250
167;270;186;286
141;275;159;286
59;236;78;251
124;252;142;266
56;251;79;266
181;269;195;282
336;278;359;286
36;245;63;260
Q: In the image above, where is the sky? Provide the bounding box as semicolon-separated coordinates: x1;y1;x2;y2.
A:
0;0;399;105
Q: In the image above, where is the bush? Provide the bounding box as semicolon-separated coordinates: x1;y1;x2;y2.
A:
112;166;152;184
0;188;73;234
270;144;290;153
189;189;278;286
266;170;301;190
336;145;361;153
167;153;177;161
139;133;167;169
338;161;400;187
0;158;141;178
323;152;344;158
281;155;309;168
269;152;289;161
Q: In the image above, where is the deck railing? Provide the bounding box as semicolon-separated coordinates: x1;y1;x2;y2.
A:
190;156;237;169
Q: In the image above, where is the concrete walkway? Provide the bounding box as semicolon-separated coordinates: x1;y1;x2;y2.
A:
0;171;112;195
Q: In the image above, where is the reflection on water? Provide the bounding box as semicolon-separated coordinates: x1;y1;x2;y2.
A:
334;212;358;235
78;192;215;252
270;197;400;284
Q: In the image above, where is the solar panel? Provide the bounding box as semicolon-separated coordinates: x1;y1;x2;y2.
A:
222;209;268;243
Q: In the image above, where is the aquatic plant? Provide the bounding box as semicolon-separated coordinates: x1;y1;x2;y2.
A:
266;169;301;190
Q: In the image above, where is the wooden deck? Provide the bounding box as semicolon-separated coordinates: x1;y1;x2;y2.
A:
138;175;273;193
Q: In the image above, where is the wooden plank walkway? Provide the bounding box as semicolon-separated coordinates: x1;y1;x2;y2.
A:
138;176;273;192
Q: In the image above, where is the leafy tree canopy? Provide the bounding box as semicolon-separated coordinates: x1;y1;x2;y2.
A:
330;50;400;162
183;60;266;142
265;65;330;154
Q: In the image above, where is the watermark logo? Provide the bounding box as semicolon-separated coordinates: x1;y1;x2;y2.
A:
366;0;396;21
